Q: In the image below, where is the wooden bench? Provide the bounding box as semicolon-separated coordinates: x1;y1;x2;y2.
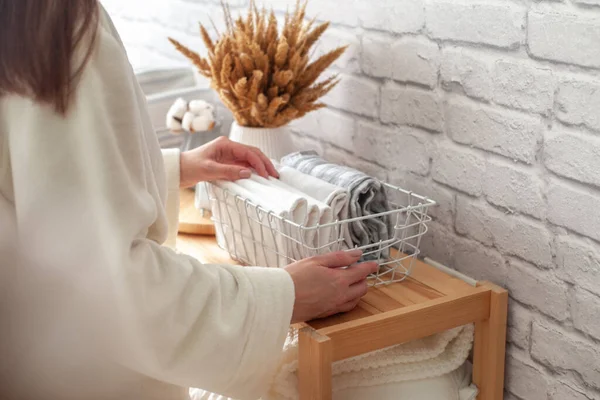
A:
177;231;508;400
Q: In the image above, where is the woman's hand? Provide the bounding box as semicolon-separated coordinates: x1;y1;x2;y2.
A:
284;250;378;323
179;136;279;188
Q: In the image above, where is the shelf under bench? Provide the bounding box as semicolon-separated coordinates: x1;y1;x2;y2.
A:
177;232;508;400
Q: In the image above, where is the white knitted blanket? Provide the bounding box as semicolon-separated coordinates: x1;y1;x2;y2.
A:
265;324;475;400
189;325;474;400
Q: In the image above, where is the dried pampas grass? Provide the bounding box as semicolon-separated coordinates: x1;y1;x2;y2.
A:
169;0;346;128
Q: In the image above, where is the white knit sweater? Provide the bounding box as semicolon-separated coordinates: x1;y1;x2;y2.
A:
0;6;294;400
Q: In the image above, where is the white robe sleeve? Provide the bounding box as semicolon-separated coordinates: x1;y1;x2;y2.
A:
2;23;294;400
161;148;181;249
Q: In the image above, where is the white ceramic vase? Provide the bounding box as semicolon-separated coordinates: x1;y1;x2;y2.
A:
228;122;294;161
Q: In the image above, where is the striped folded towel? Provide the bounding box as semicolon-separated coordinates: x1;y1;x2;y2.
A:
281;151;393;257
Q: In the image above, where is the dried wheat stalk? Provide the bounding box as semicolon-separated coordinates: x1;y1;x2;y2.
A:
169;0;346;128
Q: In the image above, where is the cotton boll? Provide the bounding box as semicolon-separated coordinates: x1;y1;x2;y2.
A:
191;115;215;132
197;108;214;120
188;99;210;114
166;118;183;133
181;112;195;132
165;97;188;133
169;97;188;118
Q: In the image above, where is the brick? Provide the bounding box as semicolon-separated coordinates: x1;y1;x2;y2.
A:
294;0;360;27
324;75;380;118
508;300;532;350
315;28;360;73
355;121;430;175
290;133;324;155
571;289;600;340
445;99;542;164
456;198;554;267
381;83;443;132
456;198;495;246
548;182;600;242
557;78;600;132
359;0;425;34
507;260;569;321
441;48;493;101
573;0;600;6
505;355;549;400
322;146;350;167
454;238;508;286
493;216;554;268
390;37;440;88
291;110;319;136
391;174;455;226
296;109;356;150
531;321;600;390
491;60;555;115
292;109;355;152
545;130;600;188
426;1;525;49
549;381;594;400
432;146;485;196
528;6;600;68
419;222;458;267
347;158;388;182
361;34;393;78
323;147;388;181
556;235;600;297
484;160;545;219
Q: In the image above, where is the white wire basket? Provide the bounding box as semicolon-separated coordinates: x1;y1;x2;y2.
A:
207;181;436;286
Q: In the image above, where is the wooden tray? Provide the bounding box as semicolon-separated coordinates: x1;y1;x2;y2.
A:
176;234;508;400
178;188;215;236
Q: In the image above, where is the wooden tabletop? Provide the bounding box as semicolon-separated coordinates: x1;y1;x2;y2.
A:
178;188;215;236
176;233;479;331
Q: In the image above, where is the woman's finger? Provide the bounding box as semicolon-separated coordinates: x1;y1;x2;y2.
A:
208;161;251;181
343;279;369;304
343;261;378;285
231;142;269;178
311;249;363;269
248;146;279;178
337;297;362;313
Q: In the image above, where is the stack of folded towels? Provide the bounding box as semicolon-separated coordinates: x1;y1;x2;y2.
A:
281;151;394;254
210;151;393;267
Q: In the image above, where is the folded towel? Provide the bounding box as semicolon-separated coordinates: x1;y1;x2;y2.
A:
250;174;334;256
267;324;475;400
241;175;318;261
274;163;352;251
210;177;308;267
281;151;393;257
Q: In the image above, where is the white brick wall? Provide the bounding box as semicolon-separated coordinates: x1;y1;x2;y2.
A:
101;0;600;398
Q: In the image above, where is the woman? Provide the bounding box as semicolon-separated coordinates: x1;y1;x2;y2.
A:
0;1;377;399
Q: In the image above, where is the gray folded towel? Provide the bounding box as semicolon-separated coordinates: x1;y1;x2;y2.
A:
281;151;393;256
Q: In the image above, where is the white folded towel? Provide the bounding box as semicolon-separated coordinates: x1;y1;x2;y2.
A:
275;164;352;250
249;175;334;257
210;176;308;267
267;325;475;400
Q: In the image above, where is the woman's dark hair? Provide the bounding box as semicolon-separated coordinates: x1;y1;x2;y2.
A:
0;0;99;115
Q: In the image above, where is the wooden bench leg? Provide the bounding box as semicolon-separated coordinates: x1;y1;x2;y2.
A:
473;282;508;400
298;327;333;400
